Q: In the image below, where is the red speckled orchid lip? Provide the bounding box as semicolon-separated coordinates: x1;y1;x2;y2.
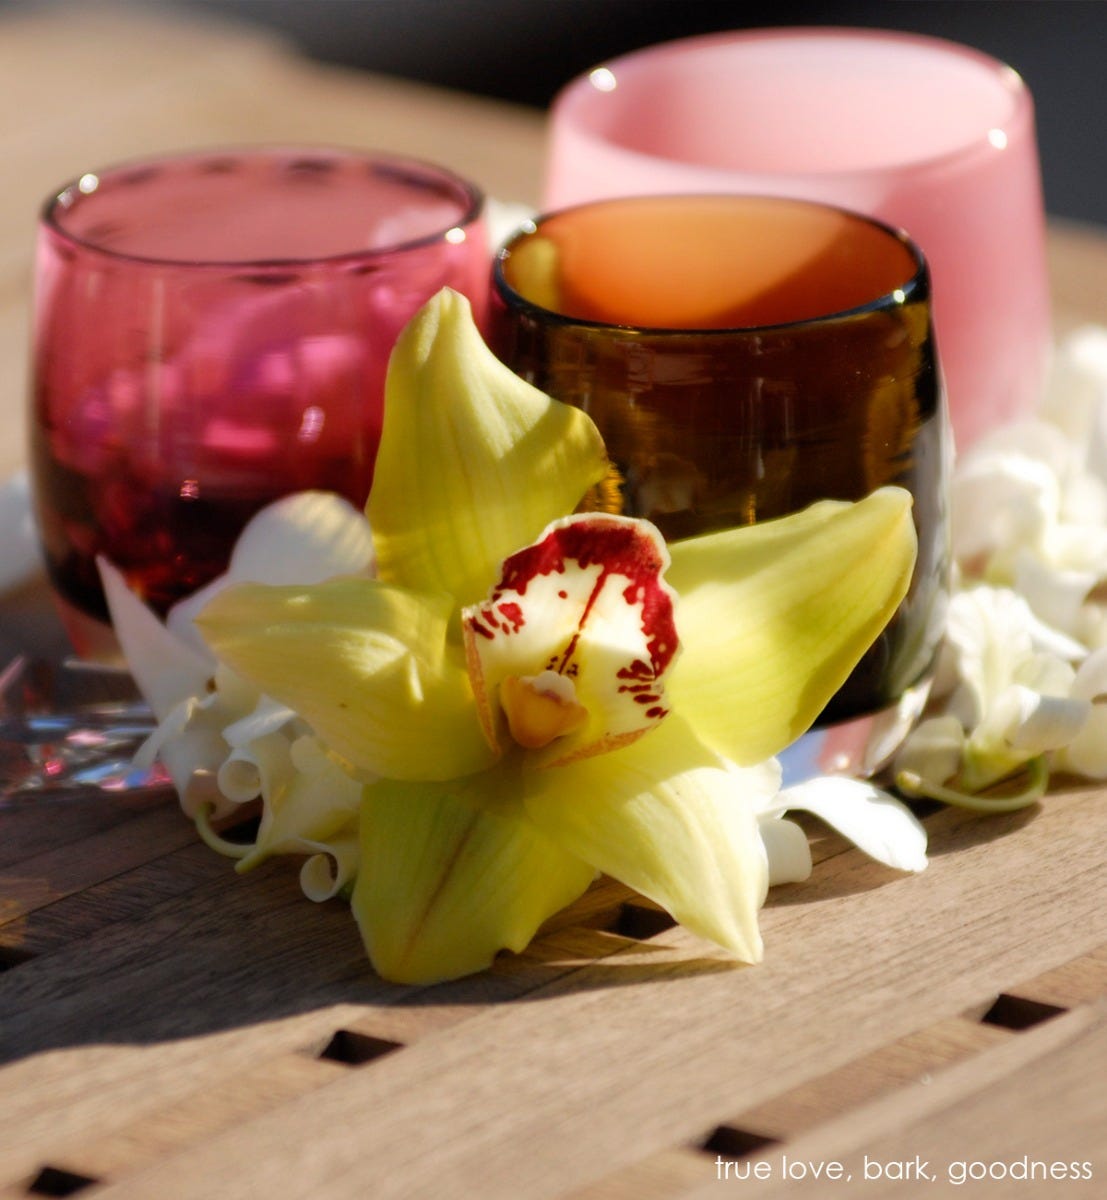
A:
462;513;679;766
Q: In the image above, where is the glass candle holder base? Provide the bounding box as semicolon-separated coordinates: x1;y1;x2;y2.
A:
777;674;934;786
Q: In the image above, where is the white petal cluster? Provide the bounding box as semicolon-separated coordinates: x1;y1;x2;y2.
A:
896;328;1107;805
101;492;374;899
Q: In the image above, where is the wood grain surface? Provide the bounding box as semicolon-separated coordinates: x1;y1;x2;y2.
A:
1;8;1105;1200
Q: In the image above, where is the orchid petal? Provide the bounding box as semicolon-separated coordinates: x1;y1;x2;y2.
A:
943;587;1084;729
1055;707;1107;778
98;556;211;720
1042;325;1107;444
774;776;928;873
157;727;229;818
221;696;300;748
462;514;679;765
367;289;608;606
974;684;1089;756
196;576;495;781
237;735;363;872
1069;646;1107;702
167;491;375;655
895;715;966;787
299;831;360;902
665;488;917;764
759;815;813;886
524;715;770;963
950;447;1057;562
1058;472;1107;533
214;729;297;809
958;684;1089;792
132;664;264;821
353;765;595;984
1012;552;1096;640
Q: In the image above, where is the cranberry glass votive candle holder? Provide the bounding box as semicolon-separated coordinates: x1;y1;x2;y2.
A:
30;147;487;656
545;28;1050;450
489;195;950;777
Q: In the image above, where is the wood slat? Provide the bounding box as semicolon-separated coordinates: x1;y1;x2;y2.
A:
680;1002;1107;1199
0;786;1092;1200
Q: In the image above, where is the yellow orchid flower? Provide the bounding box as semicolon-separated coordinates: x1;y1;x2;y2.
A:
198;288;917;984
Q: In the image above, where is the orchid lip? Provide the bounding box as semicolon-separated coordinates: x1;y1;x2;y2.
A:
462;513;680;764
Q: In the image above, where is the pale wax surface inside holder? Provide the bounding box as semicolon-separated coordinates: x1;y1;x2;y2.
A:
505;198;917;329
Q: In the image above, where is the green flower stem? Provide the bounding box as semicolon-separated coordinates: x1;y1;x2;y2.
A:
895;756;1049;813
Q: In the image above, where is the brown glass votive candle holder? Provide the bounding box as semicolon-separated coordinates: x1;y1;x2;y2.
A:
488;194;949;778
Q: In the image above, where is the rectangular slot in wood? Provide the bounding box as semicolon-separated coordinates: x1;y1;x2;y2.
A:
25;1165;100;1197
317;1029;404;1067
979;993;1068;1032
0;944;35;972
699;1125;780;1160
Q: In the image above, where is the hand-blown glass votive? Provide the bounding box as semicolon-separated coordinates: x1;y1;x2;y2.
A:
30;146;487;658
489;194;950;778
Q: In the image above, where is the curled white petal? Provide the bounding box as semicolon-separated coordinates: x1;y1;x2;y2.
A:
161;732;235;819
237;739;363;873
218;731;295;808
759;815;812;886
298;832;360;901
774;776;929;874
216;752;263;804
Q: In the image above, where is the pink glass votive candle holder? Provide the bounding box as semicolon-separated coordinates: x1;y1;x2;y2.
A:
30;147;487;656
545;28;1051;451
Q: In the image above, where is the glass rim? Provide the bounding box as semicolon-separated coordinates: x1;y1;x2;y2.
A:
39;144;486;270
492;193;930;337
553;26;1033;180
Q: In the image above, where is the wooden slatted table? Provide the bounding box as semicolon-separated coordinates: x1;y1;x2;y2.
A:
2;9;1105;1199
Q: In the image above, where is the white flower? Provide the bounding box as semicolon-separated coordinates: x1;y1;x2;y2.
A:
1052;647;1107;779
951;331;1107;647
896;585;1091;807
99;491;373;897
747;759;927;886
907;327;1107;808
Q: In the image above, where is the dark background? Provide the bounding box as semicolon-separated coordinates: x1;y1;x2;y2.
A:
19;0;1107;224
